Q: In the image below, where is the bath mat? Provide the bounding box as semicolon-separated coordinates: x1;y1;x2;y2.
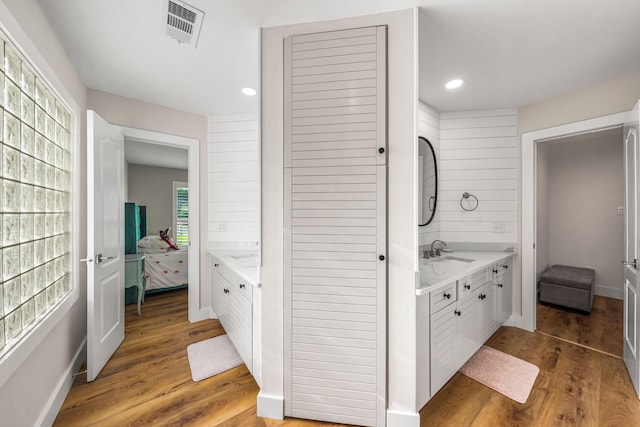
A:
187;334;243;382
459;345;539;403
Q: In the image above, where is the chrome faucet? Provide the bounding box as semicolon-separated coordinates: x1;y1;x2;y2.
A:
430;239;447;257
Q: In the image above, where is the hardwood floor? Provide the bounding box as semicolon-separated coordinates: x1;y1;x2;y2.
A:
56;291;639;426
54;289;339;427
421;326;640;426
536;295;623;357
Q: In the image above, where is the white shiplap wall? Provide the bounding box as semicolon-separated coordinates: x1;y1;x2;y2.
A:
438;109;518;243
208;114;260;243
418;101;440;247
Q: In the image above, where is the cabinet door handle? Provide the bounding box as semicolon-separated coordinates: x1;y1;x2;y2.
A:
214;263;219;267
497;283;503;288
443;292;451;299
239;283;246;289
493;269;498;274
502;264;509;269
479;294;486;300
223;288;229;294
464;284;471;290
454;310;461;316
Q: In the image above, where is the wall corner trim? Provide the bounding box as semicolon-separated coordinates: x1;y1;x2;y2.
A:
257;392;284;420
387;409;421;427
36;337;86;427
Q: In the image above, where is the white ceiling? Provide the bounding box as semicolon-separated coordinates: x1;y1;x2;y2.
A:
37;0;640;116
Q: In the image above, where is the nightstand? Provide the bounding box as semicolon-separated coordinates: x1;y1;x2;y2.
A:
125;253;146;315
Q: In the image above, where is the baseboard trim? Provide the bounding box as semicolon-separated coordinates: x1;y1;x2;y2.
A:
190;307;211;323
507;314;531;332
387;409;420;427
257;391;284;420
595;285;623;300
36;337;86;427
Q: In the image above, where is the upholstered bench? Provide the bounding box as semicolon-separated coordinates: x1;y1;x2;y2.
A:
539;265;595;313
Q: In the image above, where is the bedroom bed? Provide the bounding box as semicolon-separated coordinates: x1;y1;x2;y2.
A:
143;249;189;292
124;203;189;308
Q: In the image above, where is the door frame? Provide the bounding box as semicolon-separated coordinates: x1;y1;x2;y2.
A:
120;126;201;322
521;111;628;331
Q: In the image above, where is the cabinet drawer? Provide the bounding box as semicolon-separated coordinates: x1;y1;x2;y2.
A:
211;256;224;275
236;277;253;302
430;282;457;313
492;260;510;278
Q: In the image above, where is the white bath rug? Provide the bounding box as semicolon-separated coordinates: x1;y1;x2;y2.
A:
187;334;243;382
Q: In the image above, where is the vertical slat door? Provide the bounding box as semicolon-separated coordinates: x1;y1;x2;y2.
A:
284;26;387;427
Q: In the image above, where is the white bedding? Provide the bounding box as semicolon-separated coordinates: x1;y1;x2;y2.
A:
144;249;188;291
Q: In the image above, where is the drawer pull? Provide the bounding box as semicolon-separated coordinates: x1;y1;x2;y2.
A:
502;264;509;269
214;263;219;267
443;292;451;299
223;288;229;294
497;283;503;288
239;283;246;289
454;310;461;316
493;269;498;274
479;294;486;300
464;284;471;290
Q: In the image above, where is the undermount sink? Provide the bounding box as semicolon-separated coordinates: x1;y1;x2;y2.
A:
423;255;475;263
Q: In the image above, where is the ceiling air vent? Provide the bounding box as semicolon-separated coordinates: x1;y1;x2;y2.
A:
163;0;205;47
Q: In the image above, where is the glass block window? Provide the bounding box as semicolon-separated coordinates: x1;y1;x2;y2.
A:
0;36;72;357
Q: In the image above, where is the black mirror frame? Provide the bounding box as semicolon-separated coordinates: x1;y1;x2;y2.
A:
419;136;437;227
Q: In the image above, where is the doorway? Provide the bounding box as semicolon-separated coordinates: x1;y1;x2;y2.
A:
521;111;628;331
534;128;624;356
120;126;201;322
86;115;202;381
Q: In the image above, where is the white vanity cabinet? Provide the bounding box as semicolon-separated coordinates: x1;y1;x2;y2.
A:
429;282;458;392
423;253;514;402
477;281;497;343
494;257;513;325
210;255;254;375
429;279;482;393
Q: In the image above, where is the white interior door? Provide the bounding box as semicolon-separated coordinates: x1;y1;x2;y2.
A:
624;100;640;398
86;110;125;382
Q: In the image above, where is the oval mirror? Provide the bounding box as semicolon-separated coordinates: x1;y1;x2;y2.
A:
418;136;437;226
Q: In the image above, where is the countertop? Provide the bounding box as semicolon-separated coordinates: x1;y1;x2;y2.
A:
208;249;260;287
417;251;514;295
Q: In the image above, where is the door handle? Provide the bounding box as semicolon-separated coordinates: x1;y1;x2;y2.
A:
96;254;117;264
622;259;639;269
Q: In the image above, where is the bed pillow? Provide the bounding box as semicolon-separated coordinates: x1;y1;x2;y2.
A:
138;235;170;250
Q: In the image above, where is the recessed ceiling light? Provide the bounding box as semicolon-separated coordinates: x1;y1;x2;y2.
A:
445;79;464;90
242;87;257;96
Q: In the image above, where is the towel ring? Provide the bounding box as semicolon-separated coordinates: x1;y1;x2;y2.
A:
460;192;479;211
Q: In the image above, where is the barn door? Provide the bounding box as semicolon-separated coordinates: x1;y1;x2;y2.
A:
283;26;387;426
